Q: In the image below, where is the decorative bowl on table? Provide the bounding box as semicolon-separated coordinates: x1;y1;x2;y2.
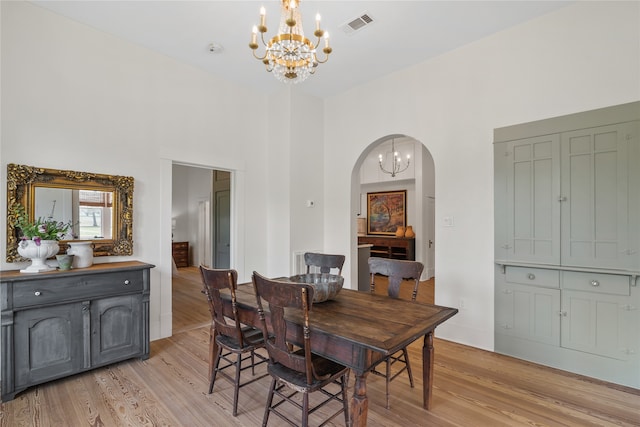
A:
288;273;344;303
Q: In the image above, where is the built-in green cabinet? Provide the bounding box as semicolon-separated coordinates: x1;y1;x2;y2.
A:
494;102;640;389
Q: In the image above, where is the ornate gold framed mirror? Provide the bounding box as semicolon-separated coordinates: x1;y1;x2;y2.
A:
6;163;134;262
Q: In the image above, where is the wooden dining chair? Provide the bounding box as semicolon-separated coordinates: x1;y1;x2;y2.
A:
200;266;268;417
304;252;346;275
252;271;350;427
368;257;425;409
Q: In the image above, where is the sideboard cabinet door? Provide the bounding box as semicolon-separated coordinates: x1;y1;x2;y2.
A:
91;294;143;366
14;303;84;388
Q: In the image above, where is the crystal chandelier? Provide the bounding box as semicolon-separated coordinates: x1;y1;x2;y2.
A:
379;139;411;178
249;0;332;84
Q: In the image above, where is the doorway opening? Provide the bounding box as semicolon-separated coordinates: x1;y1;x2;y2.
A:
353;135;435;299
171;164;231;334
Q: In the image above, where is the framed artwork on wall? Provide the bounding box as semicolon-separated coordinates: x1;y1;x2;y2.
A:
367;190;406;235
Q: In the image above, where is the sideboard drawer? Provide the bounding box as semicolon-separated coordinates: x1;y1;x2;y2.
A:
505;266;560;288
12;271;144;308
562;271;630;296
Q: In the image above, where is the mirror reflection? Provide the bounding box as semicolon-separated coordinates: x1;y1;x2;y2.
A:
6;163;134;262
34;187;114;240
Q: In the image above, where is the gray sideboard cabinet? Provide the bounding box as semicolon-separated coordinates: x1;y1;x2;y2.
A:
494;102;640;389
1;261;154;402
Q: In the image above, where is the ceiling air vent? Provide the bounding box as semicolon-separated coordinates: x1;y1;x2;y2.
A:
340;13;374;35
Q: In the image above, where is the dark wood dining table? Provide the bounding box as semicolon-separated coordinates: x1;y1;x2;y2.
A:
218;282;458;427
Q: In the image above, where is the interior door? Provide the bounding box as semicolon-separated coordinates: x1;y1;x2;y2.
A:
426;196;435;279
214;189;230;268
198;200;211;267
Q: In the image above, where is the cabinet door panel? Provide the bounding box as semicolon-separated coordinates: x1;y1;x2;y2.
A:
562;289;638;360
504;135;560;264
561;122;637;269
495;282;560;346
14;303;83;387
91;295;142;366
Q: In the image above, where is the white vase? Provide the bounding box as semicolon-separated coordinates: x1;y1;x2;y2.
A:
17;239;60;273
67;241;94;268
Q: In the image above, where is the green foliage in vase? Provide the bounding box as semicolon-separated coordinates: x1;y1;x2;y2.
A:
11;204;73;246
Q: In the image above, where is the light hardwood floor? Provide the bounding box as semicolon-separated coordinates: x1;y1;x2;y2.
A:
1;266;638;426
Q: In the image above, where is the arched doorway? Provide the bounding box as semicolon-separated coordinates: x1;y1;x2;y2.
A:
352;134;435;285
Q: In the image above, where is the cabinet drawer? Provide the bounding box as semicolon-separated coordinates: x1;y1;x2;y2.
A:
505;266;559;288
172;242;188;252
562;271;630;296
12;271;144;308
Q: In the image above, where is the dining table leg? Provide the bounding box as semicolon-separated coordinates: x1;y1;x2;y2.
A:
349;370;369;427
422;331;434;409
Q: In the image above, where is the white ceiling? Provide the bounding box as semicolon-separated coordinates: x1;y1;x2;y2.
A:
30;1;571;99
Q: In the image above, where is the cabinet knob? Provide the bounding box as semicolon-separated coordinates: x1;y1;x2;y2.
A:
559;311;567;317
34;291;41;296
590;280;600;287
527;273;536;280
124;280;130;285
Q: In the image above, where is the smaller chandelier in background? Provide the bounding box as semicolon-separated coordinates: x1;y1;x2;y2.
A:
379;139;411;178
249;0;332;84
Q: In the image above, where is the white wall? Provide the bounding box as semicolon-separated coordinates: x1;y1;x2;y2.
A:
324;1;640;351
0;2;273;341
264;89;327;275
290;90;325;262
